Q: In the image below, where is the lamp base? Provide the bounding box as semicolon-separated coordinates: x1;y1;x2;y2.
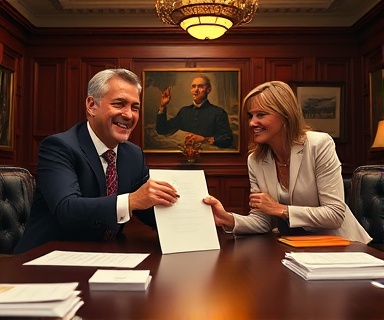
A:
368;147;384;165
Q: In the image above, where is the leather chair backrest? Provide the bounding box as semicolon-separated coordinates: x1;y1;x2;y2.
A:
0;167;35;254
343;178;351;204
349;165;384;243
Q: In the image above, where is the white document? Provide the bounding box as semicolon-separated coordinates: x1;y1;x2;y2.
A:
24;250;149;268
150;169;220;254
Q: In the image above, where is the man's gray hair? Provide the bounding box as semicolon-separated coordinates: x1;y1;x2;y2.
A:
87;69;142;103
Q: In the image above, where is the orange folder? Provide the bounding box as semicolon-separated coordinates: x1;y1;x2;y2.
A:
278;235;351;247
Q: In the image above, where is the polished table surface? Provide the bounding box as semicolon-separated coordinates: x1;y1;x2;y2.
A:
1;218;384;320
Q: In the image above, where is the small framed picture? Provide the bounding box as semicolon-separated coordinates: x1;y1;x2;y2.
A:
292;82;345;142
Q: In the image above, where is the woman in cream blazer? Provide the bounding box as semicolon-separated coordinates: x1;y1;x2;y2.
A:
204;81;371;244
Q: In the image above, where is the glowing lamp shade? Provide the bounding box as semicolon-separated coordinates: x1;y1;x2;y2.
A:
180;16;233;40
372;120;384;148
155;0;258;40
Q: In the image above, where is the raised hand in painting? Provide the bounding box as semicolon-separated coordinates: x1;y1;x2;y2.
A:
159;86;172;113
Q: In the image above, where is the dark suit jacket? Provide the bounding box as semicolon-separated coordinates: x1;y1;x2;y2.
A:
156;100;233;148
14;122;155;253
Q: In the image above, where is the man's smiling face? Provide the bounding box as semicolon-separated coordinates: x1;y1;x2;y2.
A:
87;77;140;149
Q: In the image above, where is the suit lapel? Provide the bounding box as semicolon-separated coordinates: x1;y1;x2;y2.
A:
117;142;151;194
261;152;279;201
118;142;149;195
116;143;130;194
78;123;106;194
289;142;305;202
261;143;305;203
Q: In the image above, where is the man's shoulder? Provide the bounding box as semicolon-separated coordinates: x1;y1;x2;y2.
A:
180;104;195;109
42;122;83;142
203;101;228;112
39;123;86;155
48;122;84;138
203;100;218;107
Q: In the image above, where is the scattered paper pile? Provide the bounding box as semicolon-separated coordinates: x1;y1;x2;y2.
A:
0;282;83;319
282;251;384;280
89;269;152;291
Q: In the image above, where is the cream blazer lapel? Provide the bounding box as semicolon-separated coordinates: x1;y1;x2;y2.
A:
289;143;305;203
260;152;279;201
259;143;305;203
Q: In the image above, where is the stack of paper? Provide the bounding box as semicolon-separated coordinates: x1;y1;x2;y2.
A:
0;282;83;319
282;251;384;280
89;269;152;291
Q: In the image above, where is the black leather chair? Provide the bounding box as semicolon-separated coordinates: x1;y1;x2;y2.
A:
0;167;34;254
343;177;352;204
348;165;384;245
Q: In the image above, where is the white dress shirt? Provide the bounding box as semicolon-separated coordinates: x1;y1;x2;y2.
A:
87;122;130;224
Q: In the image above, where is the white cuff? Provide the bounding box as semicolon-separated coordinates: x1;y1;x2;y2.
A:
117;193;131;224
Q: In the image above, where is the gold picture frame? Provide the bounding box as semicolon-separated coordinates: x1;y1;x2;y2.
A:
369;68;384;142
142;68;240;153
0;68;14;150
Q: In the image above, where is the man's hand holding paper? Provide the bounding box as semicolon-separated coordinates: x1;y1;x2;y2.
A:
149;169;220;254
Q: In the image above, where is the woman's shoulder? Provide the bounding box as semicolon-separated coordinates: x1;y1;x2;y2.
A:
302;131;336;156
247;151;266;168
304;130;334;145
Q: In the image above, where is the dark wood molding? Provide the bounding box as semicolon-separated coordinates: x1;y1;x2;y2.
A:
368;147;384;165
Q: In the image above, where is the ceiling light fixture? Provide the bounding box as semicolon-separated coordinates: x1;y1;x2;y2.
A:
155;0;259;40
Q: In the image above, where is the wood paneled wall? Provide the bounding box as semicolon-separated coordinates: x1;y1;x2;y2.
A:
0;1;383;214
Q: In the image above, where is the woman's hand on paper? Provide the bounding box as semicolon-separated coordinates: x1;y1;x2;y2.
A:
203;195;234;229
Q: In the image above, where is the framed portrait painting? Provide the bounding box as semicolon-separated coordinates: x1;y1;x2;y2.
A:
292;82;345;142
142;68;240;153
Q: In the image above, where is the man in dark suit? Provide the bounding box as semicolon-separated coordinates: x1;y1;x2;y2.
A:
14;69;179;254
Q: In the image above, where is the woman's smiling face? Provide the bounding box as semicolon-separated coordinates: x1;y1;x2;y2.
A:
247;103;286;146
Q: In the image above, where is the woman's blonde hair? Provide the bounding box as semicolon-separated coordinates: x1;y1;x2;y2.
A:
243;81;311;161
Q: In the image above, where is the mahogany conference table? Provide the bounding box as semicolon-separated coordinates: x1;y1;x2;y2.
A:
1;218;384;320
